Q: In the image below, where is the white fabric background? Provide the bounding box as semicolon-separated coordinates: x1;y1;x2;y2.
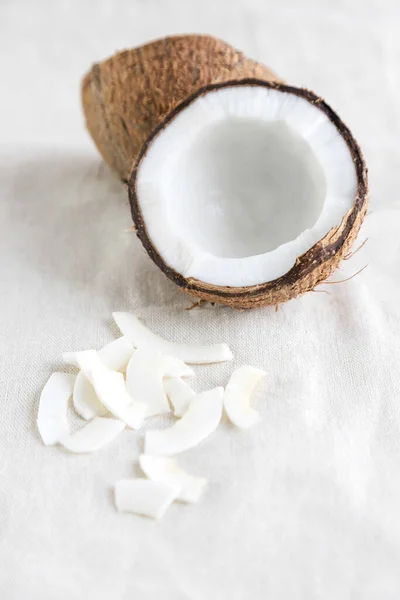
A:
1;0;400;598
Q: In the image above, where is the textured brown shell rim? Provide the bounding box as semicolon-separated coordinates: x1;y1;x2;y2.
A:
128;78;368;299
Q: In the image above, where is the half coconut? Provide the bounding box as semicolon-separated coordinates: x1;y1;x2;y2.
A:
128;79;368;308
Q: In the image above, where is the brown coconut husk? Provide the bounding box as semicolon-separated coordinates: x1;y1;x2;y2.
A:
128;79;368;309
82;35;281;182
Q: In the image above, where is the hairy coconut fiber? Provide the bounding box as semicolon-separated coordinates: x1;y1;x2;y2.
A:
128;79;368;310
82;35;281;182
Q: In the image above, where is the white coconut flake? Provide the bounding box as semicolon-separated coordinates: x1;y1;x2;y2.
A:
126;347;169;417
69;350;108;420
67;340;135;420
62;351;80;368
60;417;125;453
91;366;146;429
115;479;179;519
163;378;196;417
161;355;195;378
224;365;266;429
145;387;223;455
73;371;106;421
37;372;75;445
98;336;135;372
64;337;134;373
62;349;103;384
126;347;193;417
113;312;233;364
139;455;206;503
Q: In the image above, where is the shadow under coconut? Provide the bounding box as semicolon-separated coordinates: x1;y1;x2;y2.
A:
0;149;186;311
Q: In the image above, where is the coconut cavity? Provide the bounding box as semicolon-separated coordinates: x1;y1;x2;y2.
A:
134;84;359;288
166;118;326;259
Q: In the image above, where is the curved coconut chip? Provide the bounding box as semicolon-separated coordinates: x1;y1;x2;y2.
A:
115;479;179;519
73;371;106;421
145;387;223;456
163;377;196;417
113;312;232;364
91;367;146;429
62;349;103;383
224;365;266;429
37;373;75;445
66;338;135;420
98;336;135;372
160;355;194;378
139;455;206;503
126;347;194;417
62;351;81;368
64;338;135;374
60;417;125;453
68;350;108;420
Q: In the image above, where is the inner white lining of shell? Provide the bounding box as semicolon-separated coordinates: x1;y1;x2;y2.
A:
137;85;357;287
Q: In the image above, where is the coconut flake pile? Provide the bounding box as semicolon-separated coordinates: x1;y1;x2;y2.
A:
37;312;266;519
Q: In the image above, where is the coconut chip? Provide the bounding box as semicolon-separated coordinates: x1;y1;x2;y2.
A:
64;337;135;373
163;378;196;417
224;365;266;429
91;366;146;429
73;371;106;421
60;417;125;453
145;387;223;456
113;312;233;364
62;349;103;383
126;347;193;417
115;479;179;519
37;372;75;445
68;351;106;419
160;355;195;378
98;336;135;372
139;455;206;503
67;338;135;421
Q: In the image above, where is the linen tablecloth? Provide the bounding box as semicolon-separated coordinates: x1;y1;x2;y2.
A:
1;0;400;597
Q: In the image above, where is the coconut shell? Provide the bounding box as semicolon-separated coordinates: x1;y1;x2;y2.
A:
128;79;368;309
82;35;281;182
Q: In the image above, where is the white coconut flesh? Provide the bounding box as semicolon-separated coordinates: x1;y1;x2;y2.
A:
160;355;195;378
113;311;232;364
139;455;207;504
224;365;266;429
60;417;126;453
73;372;106;421
163;377;196;417
67;339;135;421
145;387;224;456
136;85;358;287
91;367;146;429
62;349;103;383
37;373;75;445
126;347;194;418
98;336;135;372
115;479;179;519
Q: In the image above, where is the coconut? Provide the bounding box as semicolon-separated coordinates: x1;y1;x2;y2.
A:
82;36;368;309
82;35;280;182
